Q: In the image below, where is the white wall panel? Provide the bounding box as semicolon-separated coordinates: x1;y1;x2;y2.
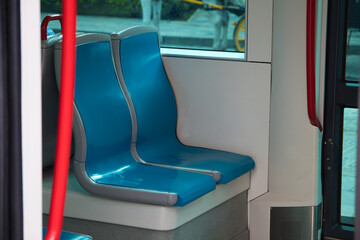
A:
268;0;322;205
247;0;273;62
249;0;327;238
21;0;42;239
163;57;271;200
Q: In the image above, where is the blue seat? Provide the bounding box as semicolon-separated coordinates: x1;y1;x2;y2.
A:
112;27;255;184
55;34;216;206
43;228;92;240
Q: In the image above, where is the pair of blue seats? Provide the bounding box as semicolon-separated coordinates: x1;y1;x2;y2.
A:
56;26;255;207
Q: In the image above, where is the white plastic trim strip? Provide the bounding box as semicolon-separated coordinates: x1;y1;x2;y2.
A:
21;1;42;239
161;48;246;61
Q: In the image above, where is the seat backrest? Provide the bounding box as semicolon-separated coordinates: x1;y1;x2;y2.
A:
53;33;218;206
41;33;89;168
55;34;133;176
115;28;178;146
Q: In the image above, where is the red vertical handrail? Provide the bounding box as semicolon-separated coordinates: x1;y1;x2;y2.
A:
41;14;63;41
306;0;322;131
44;0;77;239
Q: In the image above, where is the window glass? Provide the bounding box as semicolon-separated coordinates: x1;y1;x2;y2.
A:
41;0;246;57
345;0;360;82
340;107;358;225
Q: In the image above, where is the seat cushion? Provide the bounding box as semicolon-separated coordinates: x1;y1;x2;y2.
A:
89;151;216;206
43;228;92;240
138;139;255;184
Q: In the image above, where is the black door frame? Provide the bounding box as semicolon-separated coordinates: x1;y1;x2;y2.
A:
322;0;357;239
0;0;24;239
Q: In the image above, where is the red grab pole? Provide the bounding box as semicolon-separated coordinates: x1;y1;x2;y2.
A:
306;0;322;131
44;0;77;239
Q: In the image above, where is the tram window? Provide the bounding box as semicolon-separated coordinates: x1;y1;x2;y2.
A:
40;0;246;58
341;0;360;225
340;108;358;226
345;0;360;82
323;1;358;238
340;0;360;223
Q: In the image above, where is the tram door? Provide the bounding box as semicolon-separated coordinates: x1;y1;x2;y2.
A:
322;0;360;239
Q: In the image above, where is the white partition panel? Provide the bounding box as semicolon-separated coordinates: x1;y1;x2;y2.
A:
21;0;42;239
249;0;327;238
163;57;271;200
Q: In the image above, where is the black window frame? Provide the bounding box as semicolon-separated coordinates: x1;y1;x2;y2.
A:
322;0;358;239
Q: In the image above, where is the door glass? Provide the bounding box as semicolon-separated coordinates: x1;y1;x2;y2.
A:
345;0;360;82
340;108;358;225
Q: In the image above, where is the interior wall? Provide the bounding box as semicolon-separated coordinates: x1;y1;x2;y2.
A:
162;0;274;203
163;57;271;200
267;0;324;207
249;0;327;239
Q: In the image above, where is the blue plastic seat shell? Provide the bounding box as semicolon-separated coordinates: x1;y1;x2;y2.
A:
72;40;216;206
43;228;92;240
138;140;255;184
119;31;255;184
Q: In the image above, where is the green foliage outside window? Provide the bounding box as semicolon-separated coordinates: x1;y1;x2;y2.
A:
41;0;196;20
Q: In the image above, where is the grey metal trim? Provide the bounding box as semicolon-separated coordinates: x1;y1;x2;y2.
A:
74;161;178;206
244;0;248;60
110;27;221;182
42;35;62;168
132;145;221;182
42;32;89;49
54;33;110;50
111;26;158;40
72;105;87;163
41;33;63;49
270;204;322;240
110;34;139;148
54;49;61;88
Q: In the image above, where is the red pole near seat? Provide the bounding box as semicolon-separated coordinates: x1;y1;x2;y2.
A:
306;0;322;131
44;0;77;239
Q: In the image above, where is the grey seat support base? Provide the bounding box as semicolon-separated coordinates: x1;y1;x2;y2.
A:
43;191;249;240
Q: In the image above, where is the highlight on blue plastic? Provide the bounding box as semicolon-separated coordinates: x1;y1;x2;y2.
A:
43;228;92;240
47;27;55;37
119;31;255;184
